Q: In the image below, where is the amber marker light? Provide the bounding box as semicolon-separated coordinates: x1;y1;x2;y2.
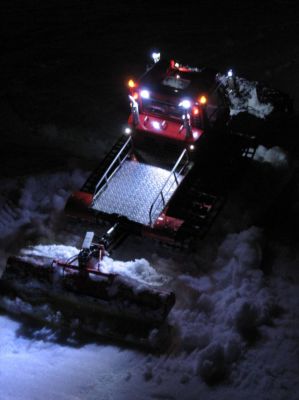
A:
128;79;136;88
199;95;207;105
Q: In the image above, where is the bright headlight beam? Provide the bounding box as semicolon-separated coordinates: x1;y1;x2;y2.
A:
140;89;150;99
179;99;191;109
152;52;161;63
152;121;160;130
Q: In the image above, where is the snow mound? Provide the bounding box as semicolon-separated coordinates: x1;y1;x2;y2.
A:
101;256;169;286
253;145;289;168
20;244;79;260
170;227;277;382
17;243;167;287
219;75;273;118
0;170;87;247
197;343;227;383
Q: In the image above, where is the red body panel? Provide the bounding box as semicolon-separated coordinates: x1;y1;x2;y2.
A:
141;213;185;245
153;213;184;232
64;191;94;220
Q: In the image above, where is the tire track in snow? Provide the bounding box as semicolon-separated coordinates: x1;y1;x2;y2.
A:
0;198;24;240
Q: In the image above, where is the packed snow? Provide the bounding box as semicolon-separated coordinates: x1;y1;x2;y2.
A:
253;145;289;168
17;242;169;286
0;170;87;243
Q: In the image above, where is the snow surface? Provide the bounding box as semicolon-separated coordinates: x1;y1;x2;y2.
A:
0;170;88;275
1;156;299;399
253;145;289;168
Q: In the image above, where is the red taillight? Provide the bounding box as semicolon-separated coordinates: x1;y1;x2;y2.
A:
192;106;200;116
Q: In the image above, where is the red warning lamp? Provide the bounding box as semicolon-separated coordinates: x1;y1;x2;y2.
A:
192;106;200;116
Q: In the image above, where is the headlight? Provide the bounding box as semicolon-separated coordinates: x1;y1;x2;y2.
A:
152;52;161;63
140;89;150;99
152;121;160;130
179;99;192;109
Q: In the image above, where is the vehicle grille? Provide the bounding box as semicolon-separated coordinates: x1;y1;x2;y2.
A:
141;98;182;121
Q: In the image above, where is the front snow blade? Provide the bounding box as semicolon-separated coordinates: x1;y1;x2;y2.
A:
0;255;176;351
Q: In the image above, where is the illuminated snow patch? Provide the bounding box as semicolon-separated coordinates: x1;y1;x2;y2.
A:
172;228;271;370
18;244;167;286
101;256;169;286
20;244;79;260
218;74;274;118
253;145;289;168
247;88;273;118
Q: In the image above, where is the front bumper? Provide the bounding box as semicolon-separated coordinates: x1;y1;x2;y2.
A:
128;113;203;143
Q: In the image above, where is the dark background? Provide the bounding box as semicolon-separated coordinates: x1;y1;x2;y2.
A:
1;1;298;169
